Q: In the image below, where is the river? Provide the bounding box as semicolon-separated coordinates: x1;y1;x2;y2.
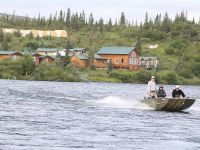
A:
0;79;199;150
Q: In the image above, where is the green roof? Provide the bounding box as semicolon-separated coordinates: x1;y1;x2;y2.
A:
0;50;22;55
97;47;136;55
94;54;108;60
39;55;55;59
69;48;86;51
35;48;59;52
75;54;88;60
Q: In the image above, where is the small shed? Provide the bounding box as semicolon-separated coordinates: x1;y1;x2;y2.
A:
93;54;109;68
39;55;55;64
71;54;88;67
139;57;159;69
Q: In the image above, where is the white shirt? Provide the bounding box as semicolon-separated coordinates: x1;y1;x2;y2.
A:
147;80;156;92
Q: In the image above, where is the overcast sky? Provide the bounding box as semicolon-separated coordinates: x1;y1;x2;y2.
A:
1;0;200;23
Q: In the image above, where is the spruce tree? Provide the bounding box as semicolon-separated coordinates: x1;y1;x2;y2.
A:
66;8;71;28
88;13;94;29
99;18;104;33
120;12;126;26
107;18;112;31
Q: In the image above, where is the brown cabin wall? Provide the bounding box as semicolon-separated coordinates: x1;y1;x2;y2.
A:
98;54;129;68
0;54;22;60
71;56;88;67
0;55;10;60
94;59;108;68
39;57;54;64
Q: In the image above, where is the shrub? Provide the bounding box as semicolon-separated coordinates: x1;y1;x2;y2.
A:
165;47;174;55
178;68;193;79
191;63;200;77
163;73;178;84
135;70;151;83
109;70;136;83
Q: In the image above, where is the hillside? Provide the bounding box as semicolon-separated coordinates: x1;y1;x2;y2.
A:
0;10;199;85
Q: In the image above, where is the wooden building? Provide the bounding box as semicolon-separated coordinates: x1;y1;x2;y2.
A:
71;54;88;68
32;53;41;64
35;48;59;56
39;55;55;64
97;47;140;70
93;54;109;68
0;51;23;61
139;57;159;69
67;48;87;56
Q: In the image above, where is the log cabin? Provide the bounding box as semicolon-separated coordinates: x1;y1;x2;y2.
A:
0;51;23;61
71;54;88;68
35;48;59;56
97;47;140;70
39;55;55;64
93;54;109;68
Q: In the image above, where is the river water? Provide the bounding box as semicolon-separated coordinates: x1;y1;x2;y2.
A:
0;79;199;150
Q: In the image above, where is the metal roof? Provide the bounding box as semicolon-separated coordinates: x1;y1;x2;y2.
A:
97;47;136;55
39;55;55;59
94;54;108;60
75;54;88;60
35;48;59;52
69;48;87;51
0;50;22;55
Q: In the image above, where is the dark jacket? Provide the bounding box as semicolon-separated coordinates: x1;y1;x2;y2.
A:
157;89;166;97
172;89;185;98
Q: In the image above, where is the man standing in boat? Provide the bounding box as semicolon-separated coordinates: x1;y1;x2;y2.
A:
147;76;157;98
172;85;185;98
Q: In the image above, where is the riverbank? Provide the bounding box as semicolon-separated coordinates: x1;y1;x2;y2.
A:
0;57;199;85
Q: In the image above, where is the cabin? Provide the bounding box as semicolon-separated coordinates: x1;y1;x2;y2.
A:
39;55;55;64
0;51;23;61
35;47;67;57
32;53;42;64
97;47;141;70
139;57;159;69
145;44;159;49
93;54;109;68
71;54;88;68
35;48;59;56
67;48;87;56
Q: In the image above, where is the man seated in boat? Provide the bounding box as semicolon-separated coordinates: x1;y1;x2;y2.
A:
157;85;166;98
147;76;157;98
172;85;185;98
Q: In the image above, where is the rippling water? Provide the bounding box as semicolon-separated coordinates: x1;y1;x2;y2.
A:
0;79;200;150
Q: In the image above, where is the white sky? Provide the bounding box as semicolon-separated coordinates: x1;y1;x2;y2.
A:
0;0;200;23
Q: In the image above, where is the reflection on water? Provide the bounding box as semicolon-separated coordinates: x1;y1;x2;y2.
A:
0;79;199;149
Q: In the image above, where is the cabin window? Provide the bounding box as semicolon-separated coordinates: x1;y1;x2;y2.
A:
121;58;124;64
116;57;119;64
129;58;137;64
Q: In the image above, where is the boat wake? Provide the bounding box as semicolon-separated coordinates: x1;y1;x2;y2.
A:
95;96;151;110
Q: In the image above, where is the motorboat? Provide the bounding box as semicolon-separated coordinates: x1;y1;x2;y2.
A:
141;98;195;111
